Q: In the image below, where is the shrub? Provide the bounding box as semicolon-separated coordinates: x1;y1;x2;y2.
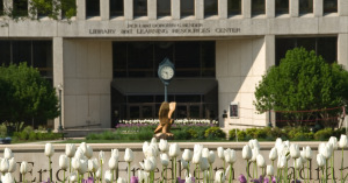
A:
204;127;226;140
314;128;334;141
229;129;240;141
292;132;314;141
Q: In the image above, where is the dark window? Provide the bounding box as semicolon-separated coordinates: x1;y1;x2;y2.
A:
13;0;28;17
61;0;77;18
299;0;313;14
33;41;52;77
204;0;218;17
157;0;171;17
324;0;337;14
0;41;11;65
113;41;216;78
38;0;52;17
227;0;241;16
86;0;100;17
181;0;194;17
0;0;4;15
275;37;337;66
252;0;265;16
275;0;289;15
110;0;124;17
134;0;147;17
12;41;31;66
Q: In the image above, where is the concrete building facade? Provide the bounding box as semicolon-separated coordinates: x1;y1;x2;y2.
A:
0;0;347;130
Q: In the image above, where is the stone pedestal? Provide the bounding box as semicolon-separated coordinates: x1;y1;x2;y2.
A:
153;133;174;140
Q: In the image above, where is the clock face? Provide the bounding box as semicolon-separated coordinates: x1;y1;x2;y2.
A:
160;66;174;80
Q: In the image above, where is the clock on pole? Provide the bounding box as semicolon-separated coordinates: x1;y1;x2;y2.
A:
158;58;175;102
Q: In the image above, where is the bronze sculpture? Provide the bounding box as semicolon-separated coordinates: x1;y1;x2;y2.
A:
153;101;176;139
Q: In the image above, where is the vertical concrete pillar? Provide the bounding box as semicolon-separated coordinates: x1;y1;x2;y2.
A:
195;0;204;19
266;0;275;18
338;34;348;70
314;0;323;16
101;0;110;20
172;0;180;20
53;37;64;132
148;0;157;19
264;35;276;126
339;0;348;16
242;0;251;18
290;0;299;17
77;0;86;20
124;0;133;20
219;0;228;19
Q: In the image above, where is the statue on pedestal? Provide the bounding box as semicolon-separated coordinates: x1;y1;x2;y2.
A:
153;101;176;140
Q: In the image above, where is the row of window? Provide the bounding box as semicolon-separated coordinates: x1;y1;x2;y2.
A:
0;0;339;18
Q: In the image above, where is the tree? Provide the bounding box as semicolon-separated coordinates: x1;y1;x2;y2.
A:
254;47;348;127
0;63;59;126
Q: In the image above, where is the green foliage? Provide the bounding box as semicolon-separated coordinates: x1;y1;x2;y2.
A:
0;63;59;126
314;128;334;141
204;127;226;140
254;47;348;127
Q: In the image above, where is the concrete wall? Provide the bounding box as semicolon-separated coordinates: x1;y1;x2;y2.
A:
63;40;113;128
216;37;268;129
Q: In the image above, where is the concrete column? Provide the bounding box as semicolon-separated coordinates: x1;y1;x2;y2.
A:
28;0;36;19
77;0;86;20
290;0;299;17
266;0;275;18
53;37;64;132
265;35;275;69
124;0;133;20
101;0;110;20
218;0;227;19
195;0;204;19
148;0;156;19
338;34;348;70
242;0;251;18
172;0;180;19
339;0;348;16
314;0;323;16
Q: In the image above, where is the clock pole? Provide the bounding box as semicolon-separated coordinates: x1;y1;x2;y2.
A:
164;83;168;102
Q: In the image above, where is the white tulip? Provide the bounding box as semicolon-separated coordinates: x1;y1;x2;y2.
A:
202;148;209;158
104;170;113;183
169;143;180;158
0;159;9;173
72;157;80;170
138;170;147;183
217;147;225;161
2;172;14;183
160;154;170;167
224;149;236;164
59;155;69;170
185;176;195;183
200;157;209;171
117;177;126;183
290;144;300;159
20;161;28;175
339;134;348;148
294;157;303;169
214;170;226;183
275;138;283;148
305;146;312;160
65;144;76;158
192;152;202;164
242;145;252;161
142;141;150;154
276;144;284;158
70;172;78;182
320;143;333;159
269;147;278;161
85;145;93;159
182;149;193;162
144;146;156;158
3;148;13;160
108;156;118;170
249;139;260;149
124;148;134;162
329;136;338;150
99;150;105;163
282;146;290;160
74;148;85;160
80;142;87;154
88;158;99;172
207;151;216;164
317;154;326;168
194;144;204;154
44;143;54;157
150;137;158;147
181;160;188;169
8;158;16;173
144;159;155;172
266;165;274;176
77;159;88;175
257;154;266;168
95;168;101;178
250;148;260;162
283;140;290;147
159;139;169;153
277;155;287;169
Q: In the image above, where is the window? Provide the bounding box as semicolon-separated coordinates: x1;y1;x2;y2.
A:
110;0;124;17
275;37;337;65
38;0;52;17
157;0;171;17
134;0;147;17
204;0;218;17
61;0;77;18
86;0;100;17
13;0;28;17
324;0;337;14
0;0;3;15
113;41;216;78
252;0;265;16
275;0;289;15
227;0;241;16
180;0;194;17
230;102;239;118
299;0;313;15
